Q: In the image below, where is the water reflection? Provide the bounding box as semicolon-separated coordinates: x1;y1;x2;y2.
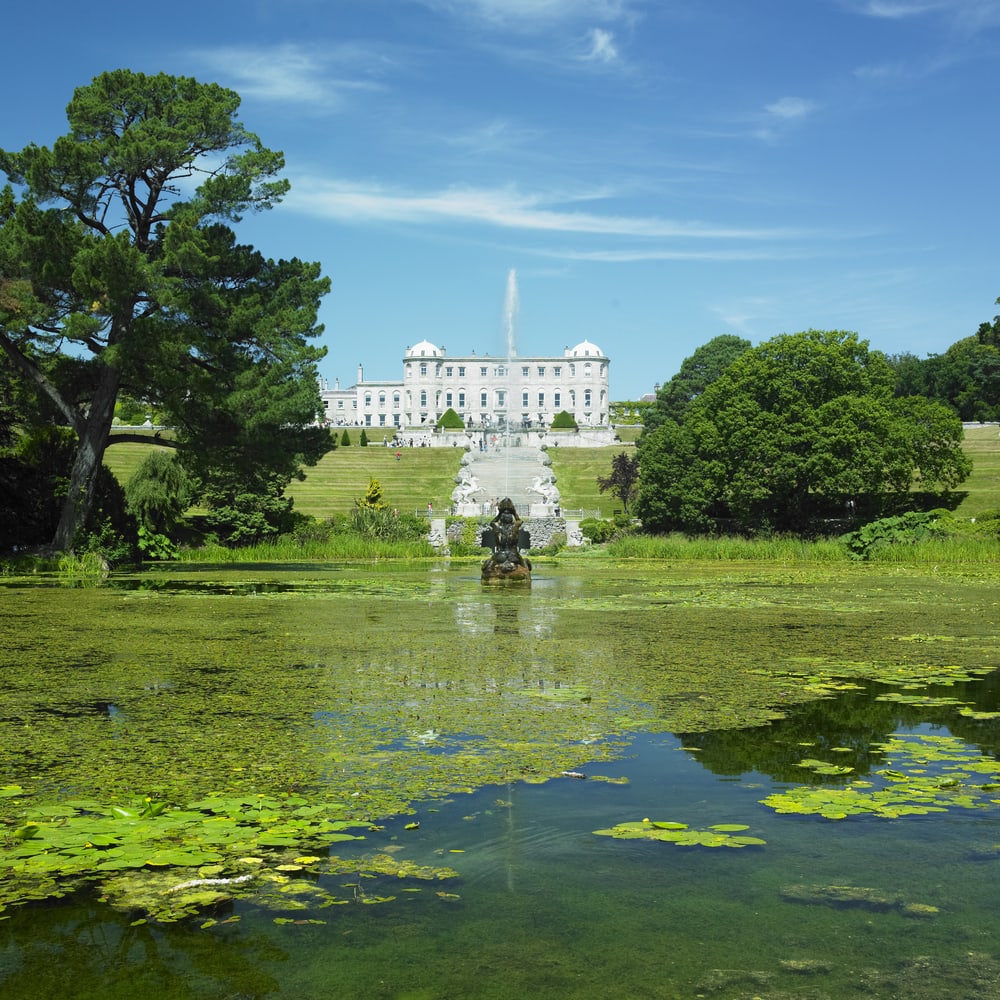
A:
3;563;1000;998
451;583;559;638
681;673;1000;782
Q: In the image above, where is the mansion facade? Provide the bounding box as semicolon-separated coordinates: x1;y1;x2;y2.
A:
320;339;610;433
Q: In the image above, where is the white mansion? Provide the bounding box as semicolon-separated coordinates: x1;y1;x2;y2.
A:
320;339;611;438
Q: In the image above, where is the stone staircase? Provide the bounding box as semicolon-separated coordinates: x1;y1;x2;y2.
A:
451;446;559;516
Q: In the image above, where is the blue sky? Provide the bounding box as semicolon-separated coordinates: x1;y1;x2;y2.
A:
4;1;999;399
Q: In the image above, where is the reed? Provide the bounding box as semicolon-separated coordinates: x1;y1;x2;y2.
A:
178;534;437;563
599;531;998;564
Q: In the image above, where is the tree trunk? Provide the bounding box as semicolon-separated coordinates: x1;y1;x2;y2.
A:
51;364;121;553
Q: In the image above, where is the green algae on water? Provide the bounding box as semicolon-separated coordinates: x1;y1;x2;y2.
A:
761;733;1000;821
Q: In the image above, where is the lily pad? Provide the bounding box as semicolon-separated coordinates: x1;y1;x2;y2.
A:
762;733;1000;821
594;819;765;849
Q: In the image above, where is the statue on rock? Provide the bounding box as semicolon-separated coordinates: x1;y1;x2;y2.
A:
481;497;532;585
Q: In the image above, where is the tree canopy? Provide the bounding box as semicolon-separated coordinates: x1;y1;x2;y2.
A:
885;298;1000;422
0;70;330;551
642;334;751;435
636;330;971;534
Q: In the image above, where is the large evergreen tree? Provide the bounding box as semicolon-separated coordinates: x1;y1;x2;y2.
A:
637;330;970;534
0;70;331;551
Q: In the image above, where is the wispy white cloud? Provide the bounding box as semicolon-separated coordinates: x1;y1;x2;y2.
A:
543;247;803;262
764;97;818;120
191;43;388;111
849;0;1000;30
285;177;810;245
738;96;819;143
418;0;633;28
445;118;539;155
859;1;940;17
583;28;620;63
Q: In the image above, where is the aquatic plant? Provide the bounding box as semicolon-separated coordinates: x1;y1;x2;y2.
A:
0;791;458;923
760;733;1000;820
593;819;766;848
57;550;110;585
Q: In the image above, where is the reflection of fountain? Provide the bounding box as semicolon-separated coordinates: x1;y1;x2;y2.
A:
481;497;532;584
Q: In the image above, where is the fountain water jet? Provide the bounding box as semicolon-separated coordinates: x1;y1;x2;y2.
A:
501;268;518;498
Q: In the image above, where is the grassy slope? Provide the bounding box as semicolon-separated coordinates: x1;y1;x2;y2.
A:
103;429;464;517
289;437;464;517
102;423;997;523
953;425;1000;518
546;444;636;517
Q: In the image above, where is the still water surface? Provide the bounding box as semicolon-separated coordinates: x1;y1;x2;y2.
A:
1;562;998;998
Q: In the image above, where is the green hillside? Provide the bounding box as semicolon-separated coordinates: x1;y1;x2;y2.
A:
101;424;997;523
954;424;1000;518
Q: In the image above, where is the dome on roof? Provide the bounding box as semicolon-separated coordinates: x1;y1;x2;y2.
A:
569;339;604;358
406;340;442;358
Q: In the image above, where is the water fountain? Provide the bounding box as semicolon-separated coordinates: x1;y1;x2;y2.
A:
480;496;532;584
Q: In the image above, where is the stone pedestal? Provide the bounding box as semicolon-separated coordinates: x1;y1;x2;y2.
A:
529;502;557;518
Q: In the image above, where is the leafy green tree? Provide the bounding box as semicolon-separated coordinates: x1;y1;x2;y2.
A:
636;330;970;534
642;334;751;436
924;337;1000;421
886;351;929;398
0;70;330;553
125;450;193;536
340;429;352;446
976;300;1000;349
596;450;640;513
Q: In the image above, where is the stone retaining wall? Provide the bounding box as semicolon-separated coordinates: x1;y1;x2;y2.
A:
443;516;581;551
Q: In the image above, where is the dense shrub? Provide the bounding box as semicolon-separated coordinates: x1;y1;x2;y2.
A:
580;513;633;544
842;511;948;560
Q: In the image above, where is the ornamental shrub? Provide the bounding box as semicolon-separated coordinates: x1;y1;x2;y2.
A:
437;408;465;430
550;410;578;430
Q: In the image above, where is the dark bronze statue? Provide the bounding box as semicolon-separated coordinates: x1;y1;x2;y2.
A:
481;497;531;584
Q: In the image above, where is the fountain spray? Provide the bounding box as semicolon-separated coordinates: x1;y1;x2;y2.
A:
503;269;518;497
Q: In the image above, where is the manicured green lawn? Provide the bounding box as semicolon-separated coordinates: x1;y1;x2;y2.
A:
953;424;1000;518
546;444;637;516
287;438;464;517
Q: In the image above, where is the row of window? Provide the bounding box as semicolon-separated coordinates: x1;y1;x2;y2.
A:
346;411;599;429
411;362;604;378
333;389;603;410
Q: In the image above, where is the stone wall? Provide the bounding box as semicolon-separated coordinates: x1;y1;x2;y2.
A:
444;516;580;551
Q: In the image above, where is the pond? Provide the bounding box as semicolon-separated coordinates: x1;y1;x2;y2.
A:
1;561;999;998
